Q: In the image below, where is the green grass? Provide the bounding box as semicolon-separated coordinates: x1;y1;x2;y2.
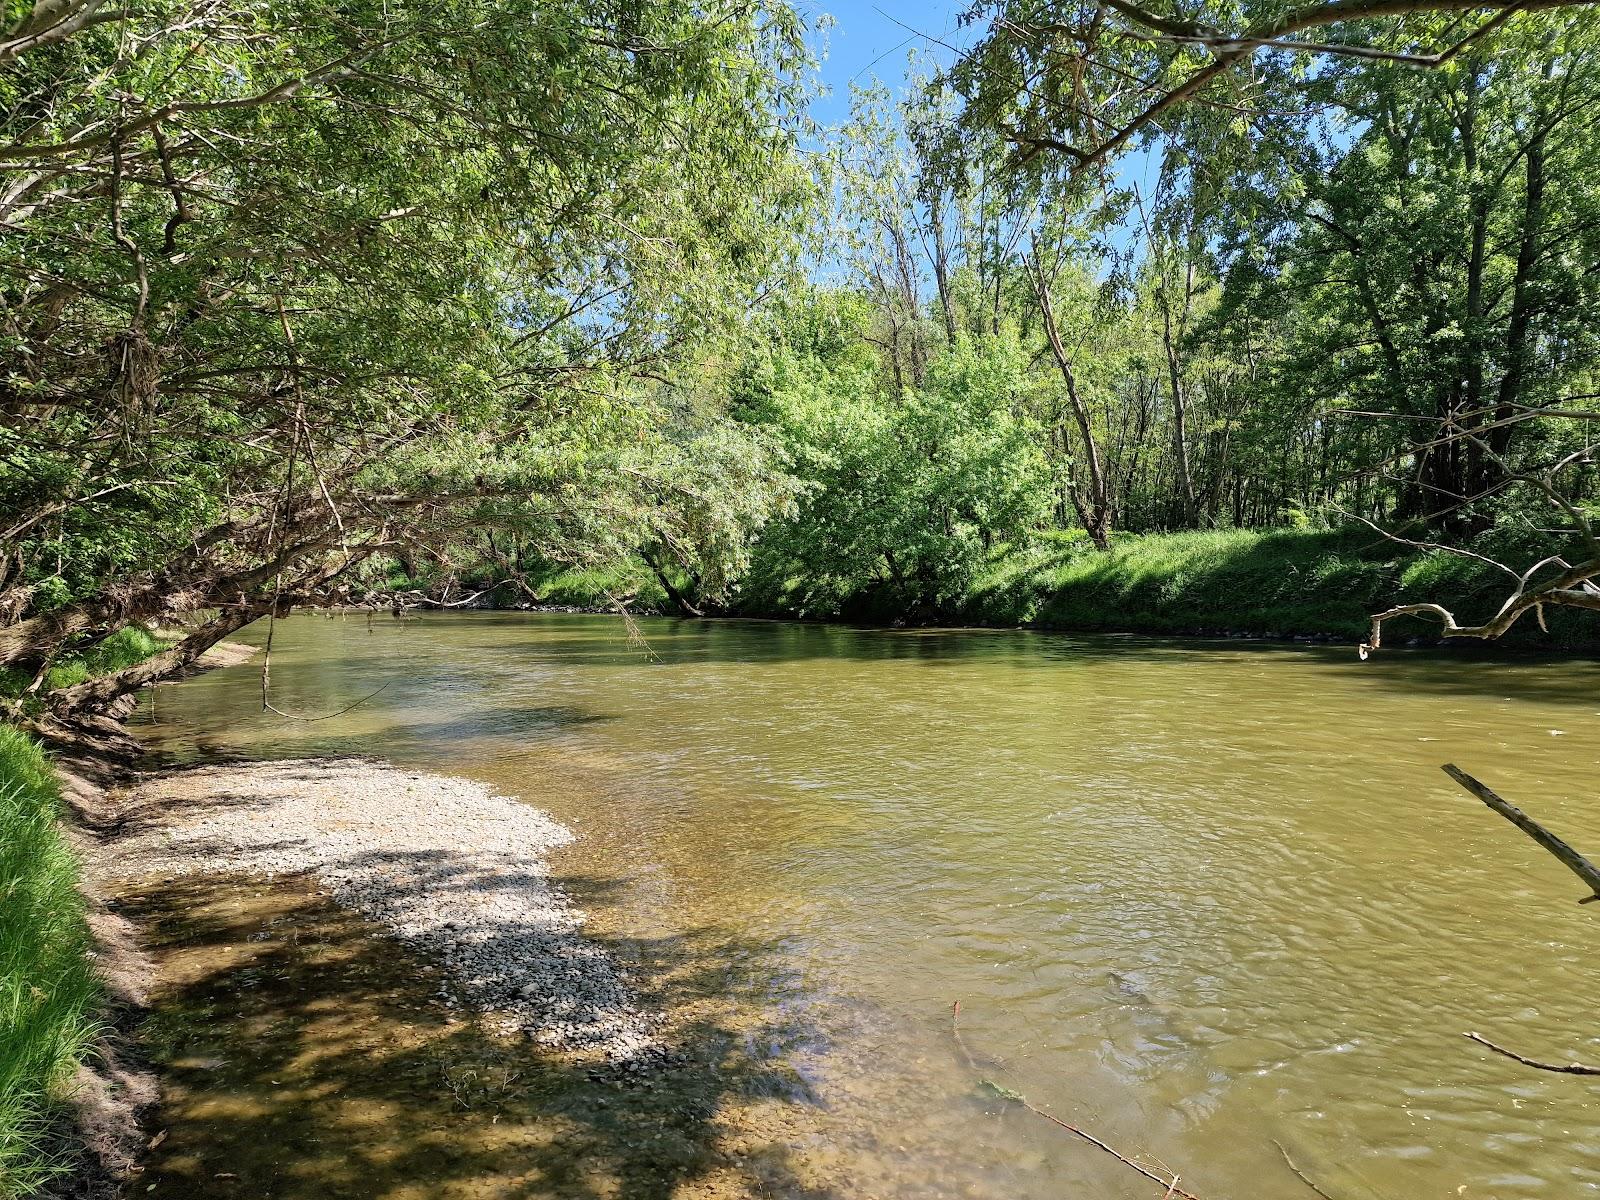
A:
519;561;668;612
964;528;1400;637
959;526;1597;646
402;529;1600;647
0;728;101;1198
0;625;167;700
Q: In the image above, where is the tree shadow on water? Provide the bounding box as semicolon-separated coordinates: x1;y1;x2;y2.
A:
118;864;842;1200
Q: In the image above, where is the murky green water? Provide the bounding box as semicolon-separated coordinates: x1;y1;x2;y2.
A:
132;613;1600;1198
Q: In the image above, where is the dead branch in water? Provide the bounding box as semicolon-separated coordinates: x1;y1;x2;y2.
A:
1465;1032;1600;1076
1274;1139;1338;1199
951;1000;978;1071
953;1001;1205;1200
1442;764;1600;904
1441;770;1600;1078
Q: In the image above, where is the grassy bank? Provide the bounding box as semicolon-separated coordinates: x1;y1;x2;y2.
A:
960;527;1594;647
500;528;1596;649
963;528;1407;639
0;626;167;701
0;729;100;1197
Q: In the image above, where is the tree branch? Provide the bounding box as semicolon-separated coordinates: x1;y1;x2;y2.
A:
1442;764;1600;903
1465;1031;1600;1075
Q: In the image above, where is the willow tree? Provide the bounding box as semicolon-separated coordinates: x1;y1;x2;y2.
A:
0;0;814;730
938;0;1600;648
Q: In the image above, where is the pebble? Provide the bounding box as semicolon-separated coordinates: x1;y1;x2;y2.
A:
111;758;660;1062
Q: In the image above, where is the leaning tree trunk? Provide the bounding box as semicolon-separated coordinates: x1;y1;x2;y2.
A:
45;605;261;716
1029;252;1113;550
641;547;703;618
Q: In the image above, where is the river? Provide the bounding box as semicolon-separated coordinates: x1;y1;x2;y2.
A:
131;612;1600;1198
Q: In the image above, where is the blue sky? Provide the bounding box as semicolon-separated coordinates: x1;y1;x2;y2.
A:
802;2;971;129
797;3;1159;265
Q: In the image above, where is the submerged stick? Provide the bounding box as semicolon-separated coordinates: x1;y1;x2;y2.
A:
1014;1095;1204;1200
954;1001;1205;1200
1442;764;1600;904
1465;1031;1600;1076
951;1000;978;1071
1274;1139;1338;1200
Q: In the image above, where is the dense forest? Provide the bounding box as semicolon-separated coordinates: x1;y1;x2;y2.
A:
4;0;1600;724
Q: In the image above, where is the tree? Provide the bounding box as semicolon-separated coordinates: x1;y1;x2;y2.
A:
933;1;1600;646
733;293;1051;617
942;0;1598;187
0;0;814;728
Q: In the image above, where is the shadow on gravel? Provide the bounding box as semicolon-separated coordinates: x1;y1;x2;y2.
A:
117;867;839;1200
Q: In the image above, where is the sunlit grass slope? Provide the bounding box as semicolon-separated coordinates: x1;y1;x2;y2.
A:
0;728;100;1196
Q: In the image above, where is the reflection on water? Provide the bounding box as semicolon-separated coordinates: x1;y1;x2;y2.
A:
133;613;1600;1198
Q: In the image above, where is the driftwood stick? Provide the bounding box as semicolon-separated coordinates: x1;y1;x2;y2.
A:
1274;1139;1338;1199
1465;1032;1600;1076
1442;764;1600;904
953;1001;1205;1199
951;1000;979;1071
1017;1097;1204;1200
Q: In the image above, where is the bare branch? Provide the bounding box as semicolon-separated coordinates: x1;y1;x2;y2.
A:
1442;764;1600;903
1465;1031;1600;1074
1337;507;1522;582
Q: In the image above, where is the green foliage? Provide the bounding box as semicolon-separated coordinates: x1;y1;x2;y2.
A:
1203;15;1600;530
1;0;819;710
735;310;1051;619
6;0;1600;673
0;627;167;701
521;561;669;613
0;730;100;1197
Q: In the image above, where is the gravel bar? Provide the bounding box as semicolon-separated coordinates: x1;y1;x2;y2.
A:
113;758;658;1062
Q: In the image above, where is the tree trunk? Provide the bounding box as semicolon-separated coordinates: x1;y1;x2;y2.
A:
1492;123;1546;459
641;547;703;618
1159;258;1198;527
46;604;261;716
1028;252;1112;550
929;197;958;344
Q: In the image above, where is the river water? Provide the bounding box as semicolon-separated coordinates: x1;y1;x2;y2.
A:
131;613;1600;1199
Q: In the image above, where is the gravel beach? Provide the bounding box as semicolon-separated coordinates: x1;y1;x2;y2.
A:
111;758;658;1062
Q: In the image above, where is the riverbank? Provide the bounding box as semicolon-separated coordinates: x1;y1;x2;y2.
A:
0;730;107;1197
1;628;837;1197
7;742;696;1198
0;636;273;1197
109;759;659;1063
9;635;666;1198
44;748;842;1199
420;527;1598;650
